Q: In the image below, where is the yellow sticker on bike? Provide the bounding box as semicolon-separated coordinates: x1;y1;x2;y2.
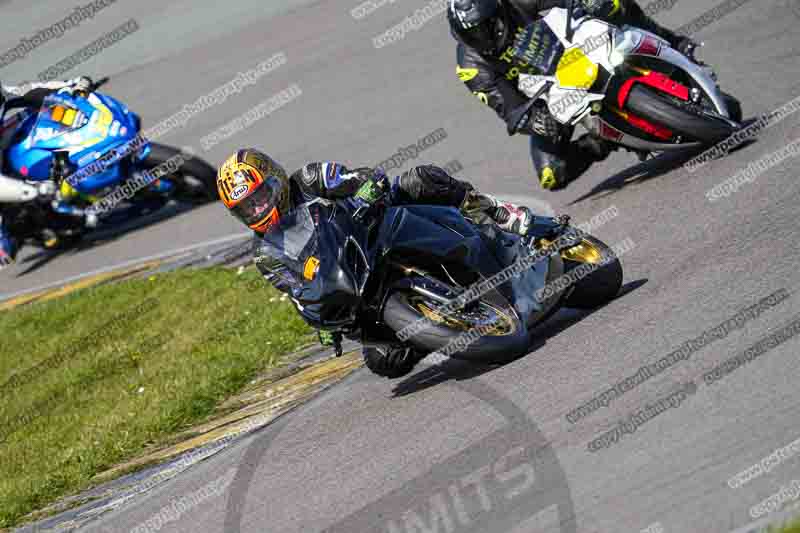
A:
303;256;320;281
556;47;599;90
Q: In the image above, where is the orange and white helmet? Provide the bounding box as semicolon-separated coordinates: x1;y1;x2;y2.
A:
217;149;290;233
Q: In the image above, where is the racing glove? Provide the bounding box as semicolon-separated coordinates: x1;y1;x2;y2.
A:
353;173;389;205
581;0;624;18
72;76;93;94
352;172;391;222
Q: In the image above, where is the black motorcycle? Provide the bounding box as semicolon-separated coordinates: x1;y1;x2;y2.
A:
258;196;623;377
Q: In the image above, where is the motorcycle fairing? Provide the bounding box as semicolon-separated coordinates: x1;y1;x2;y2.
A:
376;205;551;322
258;200;371;329
6;92;146;193
519;8;734;151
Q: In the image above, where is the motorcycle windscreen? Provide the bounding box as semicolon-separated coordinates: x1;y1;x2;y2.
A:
258;202;363;328
26;97;90;149
515;20;565;75
259;205;320;284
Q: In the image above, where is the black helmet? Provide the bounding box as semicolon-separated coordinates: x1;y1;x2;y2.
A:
448;0;503;57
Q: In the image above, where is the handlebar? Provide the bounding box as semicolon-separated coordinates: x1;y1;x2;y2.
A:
566;0;575;42
89;76;110;92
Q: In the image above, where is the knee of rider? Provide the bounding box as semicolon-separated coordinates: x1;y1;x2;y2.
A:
395;169;423;202
536;160;566;188
539;167;558;188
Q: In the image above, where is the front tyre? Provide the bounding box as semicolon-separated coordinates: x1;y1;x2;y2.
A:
722;92;743;123
625;85;736;144
561;236;623;309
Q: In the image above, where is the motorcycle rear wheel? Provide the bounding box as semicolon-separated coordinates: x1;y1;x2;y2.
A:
142;143;217;202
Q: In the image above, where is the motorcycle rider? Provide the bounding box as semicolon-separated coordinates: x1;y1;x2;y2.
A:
449;0;702;190
0;76;94;267
217;148;542;377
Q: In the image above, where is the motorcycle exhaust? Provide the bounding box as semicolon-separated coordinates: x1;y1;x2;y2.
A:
0;174;39;203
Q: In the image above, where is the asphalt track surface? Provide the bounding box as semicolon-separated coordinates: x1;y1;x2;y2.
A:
4;0;800;531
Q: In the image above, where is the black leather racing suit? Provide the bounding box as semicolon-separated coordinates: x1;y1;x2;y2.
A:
253;162;476;295
456;0;684;189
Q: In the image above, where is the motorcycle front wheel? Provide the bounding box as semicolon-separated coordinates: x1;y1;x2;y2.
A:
382;291;530;363
625;85;737;145
557;235;623;310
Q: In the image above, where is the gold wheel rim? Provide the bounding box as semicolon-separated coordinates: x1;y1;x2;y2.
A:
410;296;516;337
539;238;604;264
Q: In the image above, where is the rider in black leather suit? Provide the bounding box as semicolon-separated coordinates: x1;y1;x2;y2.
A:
449;0;698;190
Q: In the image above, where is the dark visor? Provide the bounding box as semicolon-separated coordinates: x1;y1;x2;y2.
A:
231;176;282;226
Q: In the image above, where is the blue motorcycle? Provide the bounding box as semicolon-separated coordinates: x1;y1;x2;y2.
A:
0;78;216;251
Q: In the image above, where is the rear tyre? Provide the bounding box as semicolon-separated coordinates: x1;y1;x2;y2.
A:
562;236;623;310
625;85;736;144
143;143;217;202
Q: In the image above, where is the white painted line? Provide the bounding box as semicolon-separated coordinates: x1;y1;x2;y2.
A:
0;198;553;304
0;232;252;303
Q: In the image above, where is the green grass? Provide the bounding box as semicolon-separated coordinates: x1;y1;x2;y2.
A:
777;516;800;532
0;267;312;527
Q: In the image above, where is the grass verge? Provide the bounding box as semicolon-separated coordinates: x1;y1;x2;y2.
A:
777;515;800;532
0;267;312;527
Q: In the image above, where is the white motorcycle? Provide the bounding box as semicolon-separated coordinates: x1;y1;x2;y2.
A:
515;4;743;157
